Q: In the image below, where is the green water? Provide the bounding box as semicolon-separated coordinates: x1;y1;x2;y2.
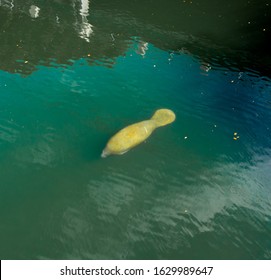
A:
0;0;271;260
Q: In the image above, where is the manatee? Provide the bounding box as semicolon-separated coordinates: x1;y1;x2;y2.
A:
101;109;175;158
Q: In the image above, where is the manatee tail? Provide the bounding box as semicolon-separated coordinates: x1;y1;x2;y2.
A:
151;109;176;127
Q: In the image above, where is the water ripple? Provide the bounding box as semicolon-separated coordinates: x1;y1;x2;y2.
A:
0;118;20;144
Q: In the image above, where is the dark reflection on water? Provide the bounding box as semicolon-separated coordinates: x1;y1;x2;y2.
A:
0;0;270;76
0;0;271;260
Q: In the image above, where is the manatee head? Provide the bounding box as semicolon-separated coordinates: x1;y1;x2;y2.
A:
101;148;110;158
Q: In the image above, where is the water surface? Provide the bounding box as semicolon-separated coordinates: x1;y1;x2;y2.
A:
0;0;271;259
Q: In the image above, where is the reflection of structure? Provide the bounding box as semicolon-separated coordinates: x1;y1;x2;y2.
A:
29;5;40;18
74;0;94;42
0;0;269;77
0;0;14;9
200;62;211;75
0;0;94;42
0;0;130;75
136;41;148;57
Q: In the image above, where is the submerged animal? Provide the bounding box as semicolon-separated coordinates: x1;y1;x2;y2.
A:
101;109;176;158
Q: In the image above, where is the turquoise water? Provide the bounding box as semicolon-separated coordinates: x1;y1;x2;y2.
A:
1;1;271;260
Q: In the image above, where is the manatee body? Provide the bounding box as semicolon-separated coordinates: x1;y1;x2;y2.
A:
101;109;175;158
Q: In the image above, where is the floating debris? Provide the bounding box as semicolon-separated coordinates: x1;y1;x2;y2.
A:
233;132;240;140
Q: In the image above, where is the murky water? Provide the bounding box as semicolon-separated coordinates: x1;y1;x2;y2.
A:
0;0;271;259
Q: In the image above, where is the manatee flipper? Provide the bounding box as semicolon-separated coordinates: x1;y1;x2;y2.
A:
150;109;176;127
101;109;175;157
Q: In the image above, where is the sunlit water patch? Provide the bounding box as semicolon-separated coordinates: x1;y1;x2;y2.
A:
0;39;271;259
